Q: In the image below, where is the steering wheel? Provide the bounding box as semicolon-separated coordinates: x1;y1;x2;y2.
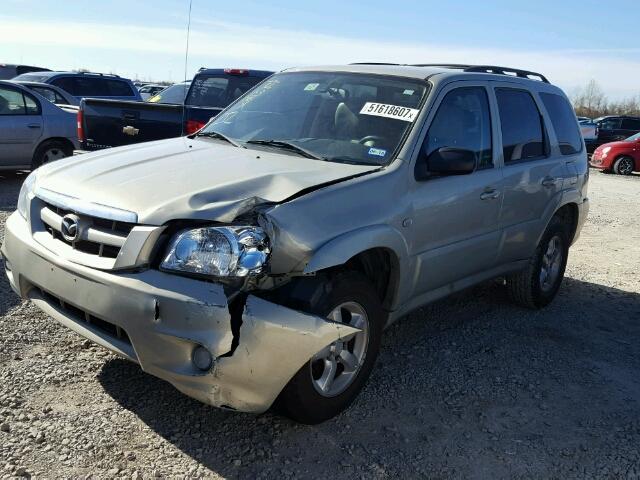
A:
358;135;385;145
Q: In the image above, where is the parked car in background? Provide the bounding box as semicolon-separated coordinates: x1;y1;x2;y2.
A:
590;133;640;175
12;71;142;102
1;64;589;424
586;115;640;152
0;80;79;169
139;84;165;101
78;68;273;151
0;64;50;80
12;81;78;106
578;118;598;148
146;81;191;104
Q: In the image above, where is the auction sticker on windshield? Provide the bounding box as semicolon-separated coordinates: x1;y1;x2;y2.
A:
360;102;420;122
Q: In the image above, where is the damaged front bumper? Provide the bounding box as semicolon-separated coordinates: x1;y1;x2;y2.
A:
1;212;358;413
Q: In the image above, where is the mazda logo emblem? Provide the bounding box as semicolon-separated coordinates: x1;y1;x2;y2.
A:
61;214;80;242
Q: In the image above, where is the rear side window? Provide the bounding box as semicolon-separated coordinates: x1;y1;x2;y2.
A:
51;77;77;95
424;86;493;169
621;118;640;130
32;86;67;104
540;92;583;155
186;75;263;108
106;80;134;97
73;78;110;97
496;88;546;163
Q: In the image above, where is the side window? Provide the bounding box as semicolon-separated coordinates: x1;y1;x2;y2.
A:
106;80;134;97
0;87;26;115
496;88;546;163
540;92;583;155
621;118;640;130
23;93;40;115
73;78;110;97
598;118;620;130
423;87;493;169
51;77;77;95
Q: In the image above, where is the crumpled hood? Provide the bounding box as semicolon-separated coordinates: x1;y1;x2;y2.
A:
35;137;378;224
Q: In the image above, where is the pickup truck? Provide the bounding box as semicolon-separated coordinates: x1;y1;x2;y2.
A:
78;68;274;151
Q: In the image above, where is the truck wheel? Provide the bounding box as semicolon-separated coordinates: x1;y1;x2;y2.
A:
506;216;570;309
32;140;72;169
613;156;635;176
278;271;383;424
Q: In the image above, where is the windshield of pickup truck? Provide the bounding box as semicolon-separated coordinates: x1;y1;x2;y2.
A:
203;72;428;165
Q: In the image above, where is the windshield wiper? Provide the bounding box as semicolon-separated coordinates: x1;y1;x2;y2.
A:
245;139;325;160
195;130;244;148
328;156;381;166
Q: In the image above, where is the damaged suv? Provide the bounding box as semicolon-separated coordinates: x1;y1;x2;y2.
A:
1;64;589;423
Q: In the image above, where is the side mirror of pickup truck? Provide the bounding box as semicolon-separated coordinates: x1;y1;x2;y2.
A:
416;147;477;180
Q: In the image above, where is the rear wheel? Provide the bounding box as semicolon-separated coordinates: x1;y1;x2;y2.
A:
613;156;635;176
32;140;72;169
278;271;383;424
506;216;570;309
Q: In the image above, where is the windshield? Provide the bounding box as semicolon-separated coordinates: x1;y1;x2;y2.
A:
626;132;640;141
147;82;190;104
203;72;428;165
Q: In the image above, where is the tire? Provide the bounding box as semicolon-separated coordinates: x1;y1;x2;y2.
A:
32;140;72;169
613;156;635;176
506;216;570;309
277;271;384;424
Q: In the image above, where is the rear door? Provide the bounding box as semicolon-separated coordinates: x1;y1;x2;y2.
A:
0;85;43;166
621;118;640;139
597;117;623;143
408;82;505;295
492;83;564;263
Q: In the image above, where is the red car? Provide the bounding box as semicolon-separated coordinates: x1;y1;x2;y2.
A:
590;133;640;175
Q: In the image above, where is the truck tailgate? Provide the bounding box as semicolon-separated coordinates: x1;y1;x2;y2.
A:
81;99;184;150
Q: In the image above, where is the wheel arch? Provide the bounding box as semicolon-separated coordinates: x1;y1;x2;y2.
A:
302;225;409;310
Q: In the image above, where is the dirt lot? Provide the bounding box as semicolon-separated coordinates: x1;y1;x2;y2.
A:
1;169;639;479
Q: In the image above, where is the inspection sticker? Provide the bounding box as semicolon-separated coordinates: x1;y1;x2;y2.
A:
304;83;320;91
359;102;419;122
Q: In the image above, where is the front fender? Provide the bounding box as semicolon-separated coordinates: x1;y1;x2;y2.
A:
302;224;409;274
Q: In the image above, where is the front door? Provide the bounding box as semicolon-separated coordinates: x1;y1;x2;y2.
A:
408;83;504;295
0;85;42;167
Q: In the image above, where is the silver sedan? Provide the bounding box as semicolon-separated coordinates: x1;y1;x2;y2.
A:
0;80;79;170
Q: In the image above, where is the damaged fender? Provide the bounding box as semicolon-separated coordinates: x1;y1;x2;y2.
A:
210;295;361;413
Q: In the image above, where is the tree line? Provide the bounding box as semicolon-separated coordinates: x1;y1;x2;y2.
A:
572;80;640;119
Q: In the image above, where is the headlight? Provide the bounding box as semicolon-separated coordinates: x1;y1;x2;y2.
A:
161;226;270;278
17;171;38;220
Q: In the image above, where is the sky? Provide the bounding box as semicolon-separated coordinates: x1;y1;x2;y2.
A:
2;0;639;99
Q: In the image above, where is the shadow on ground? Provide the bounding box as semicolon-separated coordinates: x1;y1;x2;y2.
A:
98;277;640;478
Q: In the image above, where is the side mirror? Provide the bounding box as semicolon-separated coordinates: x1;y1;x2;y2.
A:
416;147;476;179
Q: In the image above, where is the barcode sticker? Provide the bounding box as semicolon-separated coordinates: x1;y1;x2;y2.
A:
359;102;420;122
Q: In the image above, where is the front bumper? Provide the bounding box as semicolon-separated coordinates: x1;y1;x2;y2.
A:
1;211;357;413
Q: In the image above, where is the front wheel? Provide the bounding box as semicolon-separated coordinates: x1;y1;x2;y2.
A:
278;271;383;424
613;156;635;176
506;216;570;309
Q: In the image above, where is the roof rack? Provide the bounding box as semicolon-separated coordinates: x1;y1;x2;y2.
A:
411;64;549;83
75;71;121;78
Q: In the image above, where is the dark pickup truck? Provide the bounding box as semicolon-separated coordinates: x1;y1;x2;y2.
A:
78;68;273;151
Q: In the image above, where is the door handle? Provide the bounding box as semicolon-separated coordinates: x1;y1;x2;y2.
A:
27;124;41;129
480;189;500;200
542;176;557;188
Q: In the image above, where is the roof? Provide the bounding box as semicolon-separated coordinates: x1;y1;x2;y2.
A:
283;63;552;86
18;71;123;79
196;68;274;78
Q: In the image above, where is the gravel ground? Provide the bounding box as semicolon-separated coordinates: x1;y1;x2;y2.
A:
1;169;639;479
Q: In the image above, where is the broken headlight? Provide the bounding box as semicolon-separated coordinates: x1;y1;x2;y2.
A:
160;226;270;277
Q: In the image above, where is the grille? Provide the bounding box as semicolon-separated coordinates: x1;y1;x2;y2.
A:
40;202;135;259
39;288;132;345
